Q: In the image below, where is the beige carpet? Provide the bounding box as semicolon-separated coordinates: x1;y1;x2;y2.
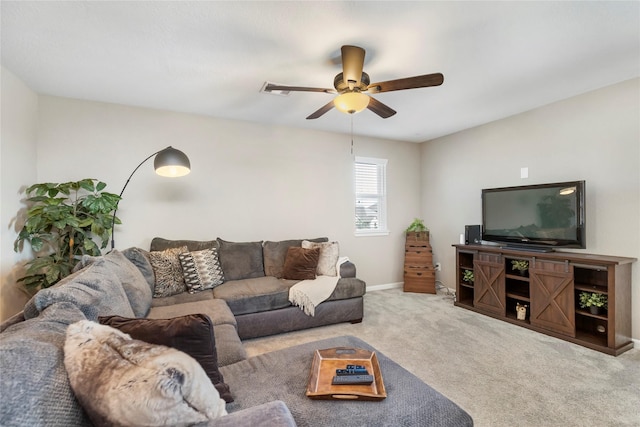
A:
242;288;640;427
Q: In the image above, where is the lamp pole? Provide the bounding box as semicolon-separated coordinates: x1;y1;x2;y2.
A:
109;146;190;251
110;150;161;251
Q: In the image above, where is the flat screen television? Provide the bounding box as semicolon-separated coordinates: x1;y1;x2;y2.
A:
482;180;586;251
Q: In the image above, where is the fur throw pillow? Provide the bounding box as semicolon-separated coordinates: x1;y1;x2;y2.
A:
302;240;340;276
64;320;227;427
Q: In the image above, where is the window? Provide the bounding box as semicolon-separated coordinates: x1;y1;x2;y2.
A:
354;157;388;235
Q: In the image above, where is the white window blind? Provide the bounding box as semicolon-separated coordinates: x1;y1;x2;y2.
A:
354;157;388;235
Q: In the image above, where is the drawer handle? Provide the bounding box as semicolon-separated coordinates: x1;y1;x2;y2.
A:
416;272;422;276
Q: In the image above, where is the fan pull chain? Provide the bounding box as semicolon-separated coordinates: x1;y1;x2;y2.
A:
350;114;354;156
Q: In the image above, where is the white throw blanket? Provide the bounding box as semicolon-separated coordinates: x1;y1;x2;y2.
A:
288;257;349;316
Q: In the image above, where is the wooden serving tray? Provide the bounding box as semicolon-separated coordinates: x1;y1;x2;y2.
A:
306;347;386;401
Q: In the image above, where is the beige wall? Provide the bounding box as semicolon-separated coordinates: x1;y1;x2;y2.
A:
0;95;421;322
422;78;640;340
3;72;638;342
0;67;39;320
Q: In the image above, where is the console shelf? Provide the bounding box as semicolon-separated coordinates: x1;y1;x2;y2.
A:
453;244;635;356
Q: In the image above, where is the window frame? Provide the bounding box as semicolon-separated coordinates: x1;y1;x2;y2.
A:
354;156;389;236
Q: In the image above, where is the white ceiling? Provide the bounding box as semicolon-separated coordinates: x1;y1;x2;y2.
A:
2;1;639;143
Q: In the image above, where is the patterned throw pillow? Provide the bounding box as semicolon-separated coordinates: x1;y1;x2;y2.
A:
149;246;188;297
301;240;340;276
178;249;225;293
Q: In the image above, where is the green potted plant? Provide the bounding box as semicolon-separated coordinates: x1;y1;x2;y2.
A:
511;259;529;276
405;218;429;241
578;291;608;315
462;270;474;284
14;179;121;290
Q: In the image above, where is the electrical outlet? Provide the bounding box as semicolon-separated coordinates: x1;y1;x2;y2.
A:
434;262;442;271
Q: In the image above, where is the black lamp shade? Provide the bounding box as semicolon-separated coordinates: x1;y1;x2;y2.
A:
154;146;191;177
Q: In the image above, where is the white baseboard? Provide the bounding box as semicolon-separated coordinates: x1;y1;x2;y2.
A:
632;338;639;349
367;282;403;292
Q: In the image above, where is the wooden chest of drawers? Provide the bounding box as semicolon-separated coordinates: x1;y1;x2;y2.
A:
404;232;436;294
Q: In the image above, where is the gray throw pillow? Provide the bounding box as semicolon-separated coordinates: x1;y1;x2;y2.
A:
217;239;265;281
73;250;152;317
121;247;155;292
0;302;90;426
25;258;135;321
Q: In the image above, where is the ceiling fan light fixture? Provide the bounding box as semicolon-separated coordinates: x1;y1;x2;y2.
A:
333;92;370;114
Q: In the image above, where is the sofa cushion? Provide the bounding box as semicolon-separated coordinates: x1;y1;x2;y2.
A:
150;246;188;297
148;298;237;328
217;239;265;281
74;250;152;317
282;247;320;280
99;314;233;403
209;323;248;367
150;237;219;252
122;246;155;291
23;257;135;321
302;240;340;276
179;248;225;293
210;401;296;427
263;237;328;278
213;276;292;316
0;302;90;426
151;289;215;307
146;299;246;367
64;320;227;426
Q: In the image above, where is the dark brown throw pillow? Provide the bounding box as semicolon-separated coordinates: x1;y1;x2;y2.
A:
282;247;320;280
98;314;233;403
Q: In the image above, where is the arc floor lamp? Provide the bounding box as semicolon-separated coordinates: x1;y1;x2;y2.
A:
110;146;191;250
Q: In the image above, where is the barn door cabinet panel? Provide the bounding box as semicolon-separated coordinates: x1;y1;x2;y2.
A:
473;252;506;316
529;260;575;337
453;244;635;356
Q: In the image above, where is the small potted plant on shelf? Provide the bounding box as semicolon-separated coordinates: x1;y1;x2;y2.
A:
511;259;529;276
578;292;608;315
462;270;474;284
405;218;429;241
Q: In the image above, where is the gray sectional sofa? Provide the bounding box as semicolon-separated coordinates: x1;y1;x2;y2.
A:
0;237;473;426
148;237;366;343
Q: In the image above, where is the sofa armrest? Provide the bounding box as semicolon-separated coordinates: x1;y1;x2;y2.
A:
339;261;356;278
0;311;25;333
200;400;296;427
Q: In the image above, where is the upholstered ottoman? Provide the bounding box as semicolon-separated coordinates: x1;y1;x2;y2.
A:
220;335;473;427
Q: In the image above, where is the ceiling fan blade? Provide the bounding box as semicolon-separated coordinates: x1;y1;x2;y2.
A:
367;73;444;94
341;45;366;86
367;96;397;119
306;100;335;120
263;83;335;94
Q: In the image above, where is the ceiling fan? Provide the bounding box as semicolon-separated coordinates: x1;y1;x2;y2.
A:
263;45;444;120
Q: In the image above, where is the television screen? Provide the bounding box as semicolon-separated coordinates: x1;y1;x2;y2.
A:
482;181;586;250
